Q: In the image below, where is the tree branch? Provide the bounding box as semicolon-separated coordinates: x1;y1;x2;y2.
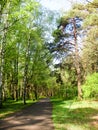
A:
86;0;98;7
0;16;26;32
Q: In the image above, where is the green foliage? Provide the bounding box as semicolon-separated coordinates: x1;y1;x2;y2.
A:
52;29;63;42
0;99;35;119
51;98;98;130
0;0;59;106
81;0;98;74
82;73;98;99
84;13;98;26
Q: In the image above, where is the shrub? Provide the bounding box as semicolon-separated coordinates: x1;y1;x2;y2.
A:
82;73;98;99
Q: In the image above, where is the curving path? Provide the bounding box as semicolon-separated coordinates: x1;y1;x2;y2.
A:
0;98;54;130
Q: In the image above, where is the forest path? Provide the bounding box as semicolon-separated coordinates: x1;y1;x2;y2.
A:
0;98;54;130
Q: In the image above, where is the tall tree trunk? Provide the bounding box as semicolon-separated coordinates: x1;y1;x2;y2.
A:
13;45;19;101
0;72;3;108
23;63;28;104
0;2;10;107
73;18;82;100
11;74;15;100
14;57;18;101
23;34;30;104
34;85;38;100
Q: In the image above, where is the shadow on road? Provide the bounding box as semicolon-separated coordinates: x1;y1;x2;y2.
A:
0;98;54;130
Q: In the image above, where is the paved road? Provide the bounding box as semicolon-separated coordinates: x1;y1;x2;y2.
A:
0;98;54;130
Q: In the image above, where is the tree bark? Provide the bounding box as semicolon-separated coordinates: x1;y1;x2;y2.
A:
0;2;10;107
14;47;19;101
23;34;31;104
72;18;82;100
33;84;38;100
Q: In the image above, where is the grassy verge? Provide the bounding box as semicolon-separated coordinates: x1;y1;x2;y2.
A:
51;98;98;130
0;99;36;119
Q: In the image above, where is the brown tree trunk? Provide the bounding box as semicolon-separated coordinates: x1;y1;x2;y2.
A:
13;50;19;101
73;18;82;100
23;69;27;104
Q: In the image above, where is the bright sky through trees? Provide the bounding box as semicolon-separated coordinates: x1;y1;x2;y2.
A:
40;0;88;11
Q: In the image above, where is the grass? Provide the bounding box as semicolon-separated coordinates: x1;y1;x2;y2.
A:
0;99;36;119
51;98;98;130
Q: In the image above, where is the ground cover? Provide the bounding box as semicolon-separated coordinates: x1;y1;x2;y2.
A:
51;99;98;130
0;99;35;119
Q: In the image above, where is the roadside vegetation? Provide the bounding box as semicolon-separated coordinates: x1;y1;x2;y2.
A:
51;98;98;130
0;99;36;119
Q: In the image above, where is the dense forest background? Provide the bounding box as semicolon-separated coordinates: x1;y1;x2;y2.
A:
0;0;98;108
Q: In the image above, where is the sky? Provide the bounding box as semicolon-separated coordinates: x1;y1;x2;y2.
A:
40;0;87;11
39;0;88;64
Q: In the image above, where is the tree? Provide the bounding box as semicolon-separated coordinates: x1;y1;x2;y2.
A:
81;0;98;74
52;11;83;99
65;0;98;99
0;0;39;107
0;0;11;108
51;0;98;99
